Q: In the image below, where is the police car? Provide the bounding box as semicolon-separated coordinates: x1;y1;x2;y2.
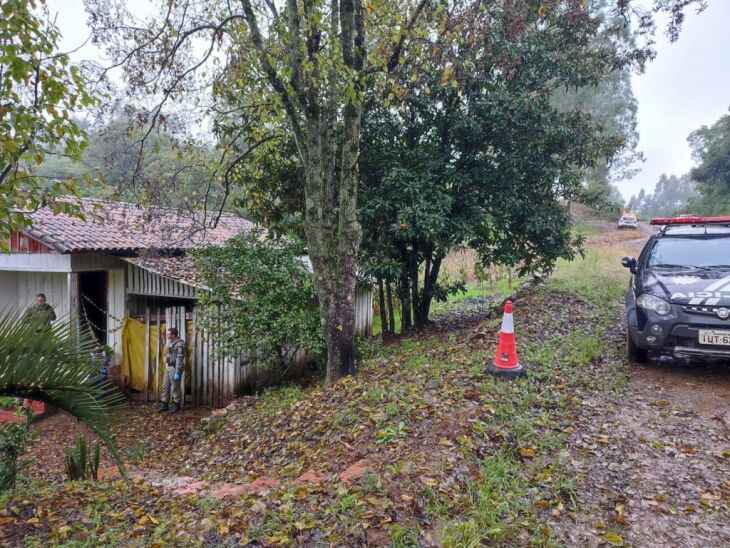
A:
622;216;730;362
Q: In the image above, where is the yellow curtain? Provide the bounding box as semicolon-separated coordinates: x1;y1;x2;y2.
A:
121;318;193;393
121;317;160;391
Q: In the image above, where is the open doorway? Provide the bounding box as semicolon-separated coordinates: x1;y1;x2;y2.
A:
79;271;107;344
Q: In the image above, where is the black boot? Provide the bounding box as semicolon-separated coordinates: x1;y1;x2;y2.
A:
156;402;169;413
167;402;180;414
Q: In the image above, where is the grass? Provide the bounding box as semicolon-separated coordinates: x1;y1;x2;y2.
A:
372;277;521;336
549;242;628;306
573;221;603;237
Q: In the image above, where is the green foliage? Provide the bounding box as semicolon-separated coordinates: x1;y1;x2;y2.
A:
687;110;730;215
360;1;635;330
0;0;95;248
0;422;37;492
64;435;101;481
193;232;325;376
0;309;125;475
37;115;232;211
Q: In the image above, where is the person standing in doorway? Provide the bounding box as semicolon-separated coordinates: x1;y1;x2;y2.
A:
157;327;186;414
17;293;57;407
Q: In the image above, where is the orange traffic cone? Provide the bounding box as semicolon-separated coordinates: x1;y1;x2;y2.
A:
486;300;526;378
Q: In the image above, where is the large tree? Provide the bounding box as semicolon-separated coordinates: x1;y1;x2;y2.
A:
85;0;430;383
360;1;637;332
687;110;730;215
0;0;94;248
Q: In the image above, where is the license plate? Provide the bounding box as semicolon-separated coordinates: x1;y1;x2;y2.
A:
699;330;730;346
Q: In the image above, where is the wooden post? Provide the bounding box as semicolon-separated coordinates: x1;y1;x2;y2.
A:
155;307;162;401
67;272;79;335
179;306;185;409
191;308;197;406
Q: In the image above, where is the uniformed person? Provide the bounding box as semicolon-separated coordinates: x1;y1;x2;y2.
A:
23;293;57;331
17;293;57;406
157;327;186;414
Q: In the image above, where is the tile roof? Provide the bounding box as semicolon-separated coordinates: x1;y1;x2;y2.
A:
122;252;312;291
122;254;204;289
24;198;258;254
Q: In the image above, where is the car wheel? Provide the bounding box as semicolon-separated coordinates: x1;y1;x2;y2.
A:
627;329;648;364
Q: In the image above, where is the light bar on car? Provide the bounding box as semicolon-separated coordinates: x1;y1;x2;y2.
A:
650;216;730;225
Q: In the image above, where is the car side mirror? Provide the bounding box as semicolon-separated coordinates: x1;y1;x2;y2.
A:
621;257;637;273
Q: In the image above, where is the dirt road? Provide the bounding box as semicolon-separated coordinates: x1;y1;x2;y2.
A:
560;225;730;547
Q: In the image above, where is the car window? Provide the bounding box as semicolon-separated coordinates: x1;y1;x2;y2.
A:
647;237;730;268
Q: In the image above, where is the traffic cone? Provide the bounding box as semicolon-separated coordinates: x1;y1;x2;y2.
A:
486;300;526;378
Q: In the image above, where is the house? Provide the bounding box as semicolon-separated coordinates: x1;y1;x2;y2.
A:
0;199;374;407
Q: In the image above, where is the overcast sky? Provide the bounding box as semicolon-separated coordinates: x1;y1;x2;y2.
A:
626;1;730;201
48;1;729;202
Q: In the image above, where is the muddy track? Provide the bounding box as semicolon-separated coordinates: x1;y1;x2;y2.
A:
558;225;730;547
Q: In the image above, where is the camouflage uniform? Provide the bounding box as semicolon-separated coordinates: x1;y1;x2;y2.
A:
160;337;186;411
23;302;57;331
17;302;56;405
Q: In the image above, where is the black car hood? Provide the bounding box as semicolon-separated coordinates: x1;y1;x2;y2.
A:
641;270;730;306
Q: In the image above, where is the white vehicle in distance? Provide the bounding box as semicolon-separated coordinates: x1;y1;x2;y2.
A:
617;214;639;229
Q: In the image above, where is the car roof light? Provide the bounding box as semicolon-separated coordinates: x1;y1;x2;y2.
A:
650;216;730;225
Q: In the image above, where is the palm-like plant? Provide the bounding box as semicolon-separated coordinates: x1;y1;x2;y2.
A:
0;309;125;475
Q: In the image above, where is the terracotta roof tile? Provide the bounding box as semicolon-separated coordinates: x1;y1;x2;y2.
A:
24;198;257;254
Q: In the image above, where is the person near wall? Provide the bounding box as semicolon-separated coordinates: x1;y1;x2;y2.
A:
16;293;57;407
23;293;57;330
157;327;186;414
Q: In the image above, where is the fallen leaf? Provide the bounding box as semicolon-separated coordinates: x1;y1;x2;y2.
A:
519;447;536;459
602;531;624;546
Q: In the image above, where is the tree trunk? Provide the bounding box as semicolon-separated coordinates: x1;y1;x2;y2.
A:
322;298;357;383
409;258;419;330
399;274;412;333
415;255;442;328
377;277;388;336
386;280;395;334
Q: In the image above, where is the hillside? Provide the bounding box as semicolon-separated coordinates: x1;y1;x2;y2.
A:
2;227;729;546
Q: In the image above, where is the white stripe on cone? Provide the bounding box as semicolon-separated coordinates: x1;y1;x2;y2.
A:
501;311;514;334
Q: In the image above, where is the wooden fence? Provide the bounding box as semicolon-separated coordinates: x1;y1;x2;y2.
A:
135;286;374;408
138;306;247;407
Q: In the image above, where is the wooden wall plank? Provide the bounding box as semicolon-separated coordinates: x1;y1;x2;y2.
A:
144;308;150;402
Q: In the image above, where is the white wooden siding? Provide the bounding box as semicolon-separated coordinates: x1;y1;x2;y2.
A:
0;253;71;272
0;272;18;310
126;263;197;299
106;269;125;365
16;272;70;319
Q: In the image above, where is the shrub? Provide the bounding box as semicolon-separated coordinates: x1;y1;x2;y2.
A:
0;422;36;492
64;435;101;481
193;232;325;380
